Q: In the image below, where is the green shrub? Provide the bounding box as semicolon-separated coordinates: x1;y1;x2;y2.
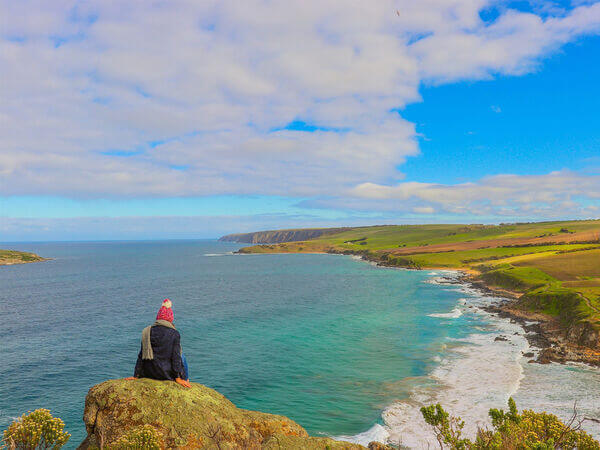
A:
420;403;471;449
422;398;599;449
2;409;70;449
109;425;163;450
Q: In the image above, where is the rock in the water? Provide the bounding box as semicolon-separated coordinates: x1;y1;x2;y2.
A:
368;441;395;450
78;378;365;449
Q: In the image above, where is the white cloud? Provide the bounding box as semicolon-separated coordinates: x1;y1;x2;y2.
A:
349;170;600;217
413;206;436;214
1;0;600;200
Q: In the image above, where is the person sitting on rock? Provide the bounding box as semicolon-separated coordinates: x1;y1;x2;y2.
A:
125;299;191;388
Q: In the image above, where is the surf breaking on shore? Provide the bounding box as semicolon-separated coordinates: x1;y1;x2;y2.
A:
339;270;600;448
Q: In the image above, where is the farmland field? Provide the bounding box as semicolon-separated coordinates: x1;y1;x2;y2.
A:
513;248;600;281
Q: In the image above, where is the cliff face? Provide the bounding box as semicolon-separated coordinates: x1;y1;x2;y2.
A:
219;228;348;244
78;379;367;449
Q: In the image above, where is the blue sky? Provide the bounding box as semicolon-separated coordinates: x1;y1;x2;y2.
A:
1;1;600;240
401;36;600;184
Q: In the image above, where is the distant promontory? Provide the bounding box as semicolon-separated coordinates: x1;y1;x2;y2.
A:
219;227;351;244
0;249;47;266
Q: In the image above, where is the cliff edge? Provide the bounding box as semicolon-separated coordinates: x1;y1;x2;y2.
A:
78;378;369;449
219;228;350;244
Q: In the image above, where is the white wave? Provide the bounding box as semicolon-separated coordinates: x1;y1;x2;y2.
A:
203;252;234;256
344;275;600;447
424;274;461;285
428;307;463;319
424;277;444;284
336;423;390;447
424;277;454;285
514;362;600;440
383;322;529;448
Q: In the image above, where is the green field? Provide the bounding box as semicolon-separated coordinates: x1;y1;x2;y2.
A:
312;220;600;250
237;220;600;341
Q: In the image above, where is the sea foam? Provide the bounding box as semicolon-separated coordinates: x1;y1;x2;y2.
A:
347;270;600;446
343;272;532;448
428;306;463;319
383;307;529;447
335;423;391;447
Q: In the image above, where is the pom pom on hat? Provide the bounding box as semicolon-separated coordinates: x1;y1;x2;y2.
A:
162;298;172;308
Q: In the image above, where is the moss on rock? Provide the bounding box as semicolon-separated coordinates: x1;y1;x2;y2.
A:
78;378;365;449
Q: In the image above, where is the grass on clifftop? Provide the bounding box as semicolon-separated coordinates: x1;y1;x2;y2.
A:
236;220;600;336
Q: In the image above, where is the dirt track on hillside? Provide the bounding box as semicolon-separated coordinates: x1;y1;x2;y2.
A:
389;229;600;255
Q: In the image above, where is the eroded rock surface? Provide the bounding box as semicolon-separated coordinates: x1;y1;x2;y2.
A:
78;378;366;449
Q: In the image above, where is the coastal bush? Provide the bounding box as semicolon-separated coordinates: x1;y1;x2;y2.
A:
420;403;471;449
421;398;600;449
108;425;162;449
2;408;70;449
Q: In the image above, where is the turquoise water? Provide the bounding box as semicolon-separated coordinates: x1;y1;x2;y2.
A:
1;240;598;448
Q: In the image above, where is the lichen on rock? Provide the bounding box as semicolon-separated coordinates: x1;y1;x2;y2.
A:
78;378;366;449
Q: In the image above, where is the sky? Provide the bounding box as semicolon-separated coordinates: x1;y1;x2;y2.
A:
1;0;600;241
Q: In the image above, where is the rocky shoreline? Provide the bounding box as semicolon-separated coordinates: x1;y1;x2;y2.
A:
344;250;600;369
456;275;600;368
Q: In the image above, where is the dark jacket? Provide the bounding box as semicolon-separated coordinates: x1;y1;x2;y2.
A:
134;324;185;381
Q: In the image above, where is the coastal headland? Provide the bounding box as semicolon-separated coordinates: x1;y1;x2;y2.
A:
226;220;600;366
0;249;47;266
78;378;376;449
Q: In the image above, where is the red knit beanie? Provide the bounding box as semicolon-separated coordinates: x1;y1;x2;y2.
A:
156;298;174;322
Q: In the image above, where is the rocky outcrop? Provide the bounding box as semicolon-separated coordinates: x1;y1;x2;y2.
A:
566;320;600;348
219;228;349;244
488;304;600;367
78;379;366;449
0;249;47;266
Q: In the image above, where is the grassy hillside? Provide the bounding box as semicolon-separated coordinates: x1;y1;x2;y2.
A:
235;220;600;346
0;249;46;265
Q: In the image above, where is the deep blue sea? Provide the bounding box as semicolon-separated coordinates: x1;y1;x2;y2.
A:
1;240;598;448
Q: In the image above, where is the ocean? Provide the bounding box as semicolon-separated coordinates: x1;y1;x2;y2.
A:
0;240;598;448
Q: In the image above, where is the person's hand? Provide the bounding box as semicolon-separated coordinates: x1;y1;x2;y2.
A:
124;376;137;380
175;377;191;388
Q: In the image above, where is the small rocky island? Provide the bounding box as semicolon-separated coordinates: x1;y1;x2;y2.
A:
78;379;387;449
0;249;47;266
